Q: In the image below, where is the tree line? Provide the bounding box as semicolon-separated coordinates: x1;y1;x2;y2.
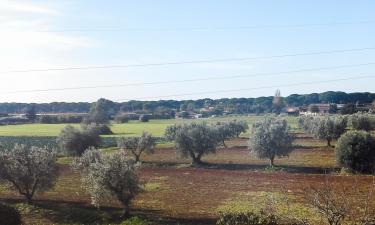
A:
1;91;375;116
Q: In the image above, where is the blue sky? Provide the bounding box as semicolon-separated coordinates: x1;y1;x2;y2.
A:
0;0;375;103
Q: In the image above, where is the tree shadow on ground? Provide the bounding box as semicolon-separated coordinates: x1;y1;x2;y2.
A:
1;198;216;225
144;161;339;174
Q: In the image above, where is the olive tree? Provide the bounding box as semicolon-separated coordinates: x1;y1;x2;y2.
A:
215;122;235;148
228;120;249;137
0;144;58;204
249;117;294;167
311;116;347;147
57;125;101;156
72;149;140;218
336;130;375;173
117;132;156;162
350;112;375;131
168;122;220;165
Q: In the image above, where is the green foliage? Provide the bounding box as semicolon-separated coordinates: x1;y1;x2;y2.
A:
217;211;279;225
298;115;347;147
0;136;57;149
340;103;357;115
170;122;220;165
0;203;22;225
57;125;101;156
114;114;130;123
120;216;149;225
81;123;113;135
350;112;375;131
25;106;37;121
39;114;84;124
336;130;375;173
139;114;150;122
249;117;294;166
117;132;156;162
83;98;114;124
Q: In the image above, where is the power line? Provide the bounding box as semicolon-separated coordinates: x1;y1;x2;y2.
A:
2;47;375;74
2;62;375;94
34;20;375;32
113;75;375;101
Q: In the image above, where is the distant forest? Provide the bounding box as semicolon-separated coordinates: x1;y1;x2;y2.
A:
0;91;374;115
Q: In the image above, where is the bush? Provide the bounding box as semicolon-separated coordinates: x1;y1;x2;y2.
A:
336;130;375;173
57;125;101;156
81;123;113;135
114;114;130;123
139;114;150;122
120;216;149;225
0;203;22;225
217;211;278;225
39;114;84;124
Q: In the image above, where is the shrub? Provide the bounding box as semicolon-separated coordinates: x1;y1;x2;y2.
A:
217;211;279;225
0;203;22;225
336;130;375;173
81;123;113;135
57;125;101;156
39;114;84;124
114;114;130;123
120;216;149;225
0;145;58;203
139;114;150;122
249;117;294;167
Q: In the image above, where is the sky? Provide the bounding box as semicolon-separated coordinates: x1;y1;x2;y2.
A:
0;0;375;103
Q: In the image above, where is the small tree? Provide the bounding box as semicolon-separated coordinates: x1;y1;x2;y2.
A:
228;120;249;137
304;178;375;225
164;124;180;141
272;89;284;114
215;122;234;148
0;144;58;204
310;116;347;147
25;106;37;121
336;130;375;173
83;98;113;125
171;122;220;165
72;149;140;218
117;132;156;162
57;125;101;156
249;117;294;167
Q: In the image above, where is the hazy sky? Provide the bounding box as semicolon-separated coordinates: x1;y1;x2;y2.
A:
1;0;375;103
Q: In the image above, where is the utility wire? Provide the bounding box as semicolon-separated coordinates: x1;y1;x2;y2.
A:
1;47;375;74
2;62;375;94
34;20;375;32
113;75;375;101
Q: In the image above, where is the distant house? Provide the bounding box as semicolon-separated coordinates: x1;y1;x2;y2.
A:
300;104;331;115
175;111;202;119
285;107;300;116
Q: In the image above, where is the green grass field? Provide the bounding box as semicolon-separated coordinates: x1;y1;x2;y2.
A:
0;115;299;137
